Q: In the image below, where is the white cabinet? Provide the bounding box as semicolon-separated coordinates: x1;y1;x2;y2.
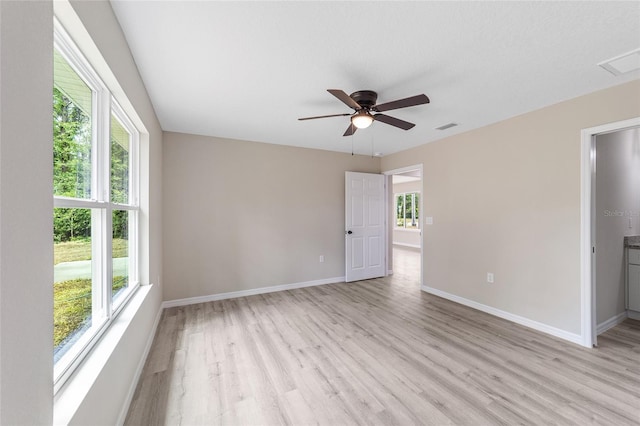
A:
628;249;640;312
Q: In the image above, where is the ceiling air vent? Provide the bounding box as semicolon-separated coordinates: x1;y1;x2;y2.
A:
598;48;640;76
436;122;458;131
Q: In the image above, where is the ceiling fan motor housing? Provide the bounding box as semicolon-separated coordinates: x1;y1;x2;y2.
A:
350;90;378;110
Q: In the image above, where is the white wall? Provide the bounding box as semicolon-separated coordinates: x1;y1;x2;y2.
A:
381;80;640;338
0;1;54;423
392;180;422;248
163;132;380;301
595;127;640;326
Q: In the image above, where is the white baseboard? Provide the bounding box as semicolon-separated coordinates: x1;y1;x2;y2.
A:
163;276;345;308
421;285;583;346
597;311;628;335
628;310;640;320
116;299;163;426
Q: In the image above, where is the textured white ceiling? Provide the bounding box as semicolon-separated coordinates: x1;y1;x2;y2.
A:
110;1;640;156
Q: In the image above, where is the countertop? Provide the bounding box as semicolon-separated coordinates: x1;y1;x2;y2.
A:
625;236;640;249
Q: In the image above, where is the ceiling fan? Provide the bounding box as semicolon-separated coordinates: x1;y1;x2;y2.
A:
298;89;430;136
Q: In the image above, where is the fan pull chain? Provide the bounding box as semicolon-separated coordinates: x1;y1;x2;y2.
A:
351;132;354;156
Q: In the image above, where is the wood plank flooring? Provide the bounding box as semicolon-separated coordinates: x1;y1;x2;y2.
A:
126;247;640;425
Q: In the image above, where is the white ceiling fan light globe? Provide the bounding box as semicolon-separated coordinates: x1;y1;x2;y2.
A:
351;112;374;129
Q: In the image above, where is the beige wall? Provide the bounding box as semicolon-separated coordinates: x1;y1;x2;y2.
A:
163;133;380;301
595;128;640;326
382;79;640;335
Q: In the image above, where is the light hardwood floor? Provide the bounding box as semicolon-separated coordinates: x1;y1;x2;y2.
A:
126;247;640;425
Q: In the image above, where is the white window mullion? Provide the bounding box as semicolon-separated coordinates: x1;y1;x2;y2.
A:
104;206;114;317
90;88;99;201
90;208;106;322
411;193;416;227
97;89;110;203
53;197;108;209
99;89;113;317
92;84;110;323
129;210;138;286
131;120;140;207
402;193;407;229
110;203;138;211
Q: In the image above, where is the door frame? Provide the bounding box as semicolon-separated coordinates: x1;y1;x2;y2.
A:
383;164;424;288
580;116;640;348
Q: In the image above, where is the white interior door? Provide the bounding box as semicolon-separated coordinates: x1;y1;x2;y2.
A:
345;171;386;282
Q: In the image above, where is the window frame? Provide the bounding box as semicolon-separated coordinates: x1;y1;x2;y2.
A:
109;101;140;313
394;191;420;230
53;23;140;393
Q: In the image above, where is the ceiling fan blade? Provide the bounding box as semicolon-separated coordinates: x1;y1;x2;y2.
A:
298;113;352;121
328;89;362;110
373;94;430;112
343;123;357;136
373;114;415;130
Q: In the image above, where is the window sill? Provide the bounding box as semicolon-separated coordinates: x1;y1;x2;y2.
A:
53;284;153;425
394;228;421;233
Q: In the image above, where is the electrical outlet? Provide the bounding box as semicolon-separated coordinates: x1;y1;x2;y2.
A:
487;273;494;283
319;255;324;263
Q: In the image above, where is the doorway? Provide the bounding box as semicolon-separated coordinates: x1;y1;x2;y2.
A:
384;165;424;288
581;117;640;347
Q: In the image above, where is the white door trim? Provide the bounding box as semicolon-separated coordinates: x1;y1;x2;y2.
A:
383;164;424;288
580;117;640;348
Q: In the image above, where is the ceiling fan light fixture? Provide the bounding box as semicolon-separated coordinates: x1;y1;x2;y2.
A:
299;89;428;136
351;111;374;129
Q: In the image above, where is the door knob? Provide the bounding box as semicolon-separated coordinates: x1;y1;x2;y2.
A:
347;230;353;235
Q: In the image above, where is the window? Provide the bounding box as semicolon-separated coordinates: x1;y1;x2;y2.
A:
396;192;420;229
53;27;139;388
